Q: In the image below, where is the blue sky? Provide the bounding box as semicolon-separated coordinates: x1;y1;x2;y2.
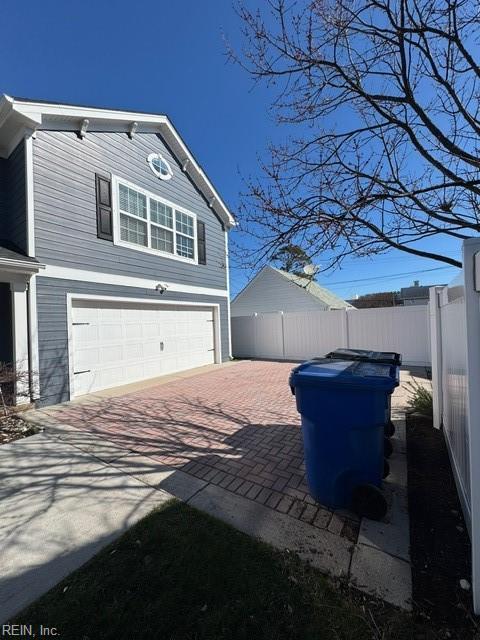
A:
0;0;463;299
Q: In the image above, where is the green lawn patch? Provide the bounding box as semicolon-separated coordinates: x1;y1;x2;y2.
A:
13;501;430;640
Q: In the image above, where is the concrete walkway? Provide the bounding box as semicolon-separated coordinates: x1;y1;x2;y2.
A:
0;363;426;621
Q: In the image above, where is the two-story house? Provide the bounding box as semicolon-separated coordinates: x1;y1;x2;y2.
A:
0;95;235;407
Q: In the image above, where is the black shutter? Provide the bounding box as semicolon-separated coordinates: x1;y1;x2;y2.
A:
95;174;113;241
197;220;206;264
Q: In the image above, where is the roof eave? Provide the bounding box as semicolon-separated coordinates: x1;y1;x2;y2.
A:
0;96;235;229
0;257;45;275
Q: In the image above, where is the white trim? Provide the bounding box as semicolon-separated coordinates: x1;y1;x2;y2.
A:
147;152;173;181
28;275;40;398
0;257;44;274
24;133;35;257
224;230;232;358
67;293;74;399
66;293;222;399
0;96;235;228
10;282;29;403
112;175;197;264
41;263;229;298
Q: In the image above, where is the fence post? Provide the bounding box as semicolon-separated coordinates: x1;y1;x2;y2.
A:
463;240;480;615
341;309;350;348
429;286;443;430
280;311;286;359
253;313;258;358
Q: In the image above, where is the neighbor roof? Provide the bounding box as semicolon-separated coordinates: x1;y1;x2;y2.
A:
399;284;445;300
0;95;235;229
273;268;354;309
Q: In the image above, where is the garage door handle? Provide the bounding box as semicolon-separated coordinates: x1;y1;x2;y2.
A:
72;322;90;326
74;370;91;375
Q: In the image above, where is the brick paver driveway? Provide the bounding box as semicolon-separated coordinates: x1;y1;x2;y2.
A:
53;361;359;540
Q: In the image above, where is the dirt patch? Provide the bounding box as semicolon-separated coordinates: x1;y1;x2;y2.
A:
0;413;39;445
407;413;478;636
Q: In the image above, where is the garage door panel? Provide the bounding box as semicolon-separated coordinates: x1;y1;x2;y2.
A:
144;323;161;338
73;324;98;343
75;346;100;369
72;300;216;397
124;343;143;360
72;306;98;323
99;345;124;363
124;324;143;339
99;324;123;341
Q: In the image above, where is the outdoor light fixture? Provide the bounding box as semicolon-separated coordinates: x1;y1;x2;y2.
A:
155;283;168;294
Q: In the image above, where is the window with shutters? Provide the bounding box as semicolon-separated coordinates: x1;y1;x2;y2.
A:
112;177;198;263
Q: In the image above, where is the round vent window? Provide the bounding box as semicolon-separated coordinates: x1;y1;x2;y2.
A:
147;153;173;181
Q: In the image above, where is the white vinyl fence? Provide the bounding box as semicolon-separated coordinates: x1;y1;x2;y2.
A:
430;238;480;614
232;305;431;366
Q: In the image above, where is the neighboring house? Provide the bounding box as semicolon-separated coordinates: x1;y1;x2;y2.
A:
0;95;235;407
231;266;353;316
399;280;446;306
348;291;401;308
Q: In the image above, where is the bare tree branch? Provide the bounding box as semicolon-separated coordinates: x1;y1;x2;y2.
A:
232;0;480;270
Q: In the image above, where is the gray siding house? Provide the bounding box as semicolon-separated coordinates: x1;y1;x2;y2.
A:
0;95;235;407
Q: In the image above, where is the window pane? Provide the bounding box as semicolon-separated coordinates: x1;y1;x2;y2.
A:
176;234;194;259
175;211;194;237
150;200;173;228
120;213;147;246
151;225;174;253
118;184;147;219
152;157;170;176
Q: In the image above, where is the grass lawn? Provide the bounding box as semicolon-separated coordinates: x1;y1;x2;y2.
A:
13;501;432;640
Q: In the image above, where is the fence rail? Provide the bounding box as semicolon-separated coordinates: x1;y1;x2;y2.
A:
232;305;431;366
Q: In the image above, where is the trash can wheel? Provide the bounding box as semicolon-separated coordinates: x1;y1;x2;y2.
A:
351;484;388;521
384;437;393;459
383;459;390;479
384;421;395;437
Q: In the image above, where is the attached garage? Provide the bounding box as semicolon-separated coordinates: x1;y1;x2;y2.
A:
69;297;220;397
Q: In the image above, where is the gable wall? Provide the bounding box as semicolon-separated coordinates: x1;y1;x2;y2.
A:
231;268;328;316
32;130;227;290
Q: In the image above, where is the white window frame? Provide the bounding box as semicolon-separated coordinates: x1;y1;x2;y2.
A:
147;152;173;181
112;175;197;264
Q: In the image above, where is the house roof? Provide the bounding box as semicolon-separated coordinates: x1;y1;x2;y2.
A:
0;241;44;273
273;268;353;309
0;95;235;229
400;284;445;300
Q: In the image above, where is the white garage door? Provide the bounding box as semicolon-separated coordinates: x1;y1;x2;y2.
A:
71;299;216;397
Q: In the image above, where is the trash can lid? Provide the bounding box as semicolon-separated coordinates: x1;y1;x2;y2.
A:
289;358;397;391
325;348;402;365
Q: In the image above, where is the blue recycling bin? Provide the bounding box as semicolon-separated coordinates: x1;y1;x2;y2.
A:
289;358;398;518
324;348;401;437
